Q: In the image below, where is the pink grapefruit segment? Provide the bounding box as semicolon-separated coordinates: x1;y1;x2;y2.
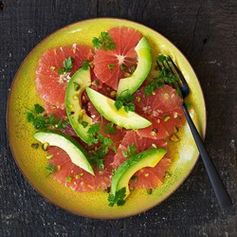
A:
35;44;92;111
111;131;171;190
93;27;142;90
48;147;114;192
135;85;185;140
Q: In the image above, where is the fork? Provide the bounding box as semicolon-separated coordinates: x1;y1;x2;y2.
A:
157;55;232;208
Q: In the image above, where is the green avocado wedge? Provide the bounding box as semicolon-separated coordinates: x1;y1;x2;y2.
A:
86;87;152;129
117;37;152;98
34;131;94;175
65;67;93;144
110;148;167;200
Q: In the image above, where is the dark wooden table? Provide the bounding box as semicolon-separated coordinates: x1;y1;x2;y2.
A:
0;0;237;236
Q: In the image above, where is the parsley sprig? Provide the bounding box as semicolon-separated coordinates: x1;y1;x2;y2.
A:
122;144;137;158
114;93;135;112
104;123;116;135
46;163;57;176
26;104;68;130
108;187;126;207
87;123;113;170
144;54;180;96
58;57;74;75
92;32;116;50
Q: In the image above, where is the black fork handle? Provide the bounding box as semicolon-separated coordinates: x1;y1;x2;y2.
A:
182;104;232;208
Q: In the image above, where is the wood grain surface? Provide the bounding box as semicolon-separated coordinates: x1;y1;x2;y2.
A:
0;0;237;236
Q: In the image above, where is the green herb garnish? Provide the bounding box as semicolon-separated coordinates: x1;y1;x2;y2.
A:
92;31;116;50
26;104;68;130
104;123;116;134
81;60;90;70
108;187;126;207
58;56;74;74
122;144;137;158
114;93;135;112
87;123;113;170
81;121;89;128
34;104;45;114
46;163;57;176
144;54;180;96
108;63;115;70
146;188;153;195
73;82;80;91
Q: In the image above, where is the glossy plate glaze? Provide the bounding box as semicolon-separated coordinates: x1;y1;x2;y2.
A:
7;18;206;219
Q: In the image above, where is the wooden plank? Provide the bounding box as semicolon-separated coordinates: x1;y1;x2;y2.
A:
0;0;236;236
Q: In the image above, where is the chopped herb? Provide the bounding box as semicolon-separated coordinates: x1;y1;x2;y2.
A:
26;104;68;131
120;63;127;72
114;99;124;110
92;31;116;50
73;82;80;91
157;54;167;63
122;144;137;158
88;123;100;138
108;187;126;207
87;123;113;170
104;123;116;134
144;54;182;96
146;188;153;195
26;112;35;122
81;121;89;128
66;176;72;182
81;60;90;70
34;104;45;114
46;163;56;176
31;143;39;149
114;93;135;112
108;63;115;70
58;57;74;74
184;101;192;110
58;68;65;75
131;175;137;181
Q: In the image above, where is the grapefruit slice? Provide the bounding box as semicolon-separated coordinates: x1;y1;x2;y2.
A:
111;131;171;190
93;27;143;90
48;147;114;192
35;44;92;111
135;85;185;140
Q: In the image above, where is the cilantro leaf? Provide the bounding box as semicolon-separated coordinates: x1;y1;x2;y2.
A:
108;187;126;207
87;123;113;170
88;123;100;137
122;144;137;158
92;31;116;50
34;104;45;114
58;56;74;74
104;123;116;134
114;93;135;112
46;163;57;176
63;57;73;72
114;99;123;110
26;112;35;122
81;121;89;128
26;104;68;131
81;60;90;70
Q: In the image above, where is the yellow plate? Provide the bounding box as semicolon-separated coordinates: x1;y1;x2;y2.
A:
7;18;206;219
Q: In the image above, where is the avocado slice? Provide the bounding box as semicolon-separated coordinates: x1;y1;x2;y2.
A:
86;87;151;129
117;37;152;98
34;131;94;175
111;148;166;198
65;67;92;144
